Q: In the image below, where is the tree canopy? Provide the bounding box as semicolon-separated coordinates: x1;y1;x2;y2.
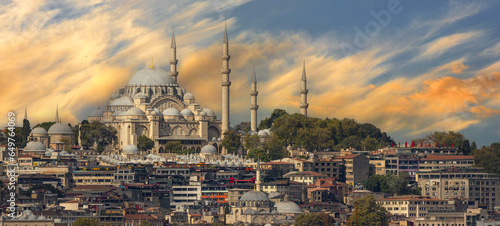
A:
138;220;152;226
363;172;417;195
473;142;500;175
73;218;100;226
164;141;183;154
80;121;117;153
221;130;242;154
347;194;389;226
412;131;471;155
137;135;155;152
258;108;288;130
260;109;394;152
235;121;251;133
295;213;323;226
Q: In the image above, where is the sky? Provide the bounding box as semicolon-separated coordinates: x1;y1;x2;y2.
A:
1;0;500;146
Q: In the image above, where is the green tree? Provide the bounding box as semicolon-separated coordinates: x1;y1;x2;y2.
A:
363;175;388;193
22;119;31;145
471;141;478;152
221;130;242;154
473;144;500;175
318;212;336;226
347;194;389;226
33;122;56;131
244;134;260;151
271;113;311;148
138;220;152;226
295;213;323;226
73;218;100;226
258;109;288;130
340;135;363;150
182;148;196;155
80;121;117;153
414;131;471;155
235;121;251;132
164;141;182;154
246;148;269;162
60;137;72;152
361;136;379;151
137;135;155;152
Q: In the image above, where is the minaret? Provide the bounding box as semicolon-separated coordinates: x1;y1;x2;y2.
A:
55;105;59;122
221;22;231;133
250;65;259;132
169;27;178;83
300;60;309;116
256;159;261;191
24;105;27;120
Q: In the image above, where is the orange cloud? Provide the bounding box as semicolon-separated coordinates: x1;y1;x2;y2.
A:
448;63;469;74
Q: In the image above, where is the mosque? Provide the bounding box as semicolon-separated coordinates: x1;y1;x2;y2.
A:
85;24;310;155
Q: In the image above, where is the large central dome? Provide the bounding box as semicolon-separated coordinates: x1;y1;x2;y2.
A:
127;68;176;86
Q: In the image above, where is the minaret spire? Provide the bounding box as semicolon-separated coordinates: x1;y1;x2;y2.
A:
169;26;179;83
55;105;59;123
300;60;309;116
24;105;27;120
221;22;231;137
250;65;259;132
256;158;261;191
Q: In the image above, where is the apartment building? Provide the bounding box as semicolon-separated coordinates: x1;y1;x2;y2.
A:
418;155;474;172
313;158;344;180
335;154;369;185
417;168;500;210
378;195;455;218
283;171;328;185
273;158;314;172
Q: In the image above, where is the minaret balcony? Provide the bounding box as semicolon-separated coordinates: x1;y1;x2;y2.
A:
299;103;309;108
222;81;231;86
170;59;178;64
250;105;259;110
300;89;309;94
250;91;258;96
221;69;231;74
221;55;231;60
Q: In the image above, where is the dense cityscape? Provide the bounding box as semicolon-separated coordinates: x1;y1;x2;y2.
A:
2;1;500;226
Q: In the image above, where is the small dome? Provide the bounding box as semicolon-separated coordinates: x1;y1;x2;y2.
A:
154;108;162;115
203;108;216;116
112;111;126;116
24;141;46;151
183;92;194;100
180;108;194;116
31;127;48;135
28;214;38;220
240;190;269;201
243;209;258;215
238;130;246;135
19;215;28;220
163;108;181;116
89;107;104;117
125;107;145;116
199;111;207;116
110;93;121;100
271;210;279;214
60;150;70;156
48;123;73;134
38;215;47;220
123;144;140;154
110;96;133;106
127;68;176;86
201;145;217;154
257;130;268;137
275;201;303;213
268;192;281;199
134;93;148;99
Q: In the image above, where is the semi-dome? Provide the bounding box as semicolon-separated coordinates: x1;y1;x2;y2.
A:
180;108;194;116
60;150;70;156
163;108;181;116
31;127;48;135
134;93;148;99
48;123;73;134
111;96;133;105
24;141;46;151
268;192;282;199
37;215;47;220
275;201;303;213
127;68;176;86
243;209;258;215
123;144;140;154
202;108;216;116
89;107;104;117
199;111;207;116
125;107;145;116
183;92;194;100
240;190;269;201
200;145;217;154
28;214;38;220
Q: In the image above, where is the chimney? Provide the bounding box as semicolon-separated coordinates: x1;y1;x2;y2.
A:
405;142;407;148
444;142;447;147
452;142;455;147
421;142;423;148
429;142;431;147
411;142;415;147
391;142;393;147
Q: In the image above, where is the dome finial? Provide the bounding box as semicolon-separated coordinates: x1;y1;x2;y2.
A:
150;57;154;68
55;105;59;123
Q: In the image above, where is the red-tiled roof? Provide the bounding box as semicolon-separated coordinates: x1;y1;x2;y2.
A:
189;214;202;217
71;185;115;191
287;171;327;177
124;214;158;220
422;155;474;161
62;200;79;204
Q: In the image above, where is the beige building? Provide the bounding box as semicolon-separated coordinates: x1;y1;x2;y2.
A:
273;158;314;172
417;168;500;210
378;195;456;218
283;171;328;185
